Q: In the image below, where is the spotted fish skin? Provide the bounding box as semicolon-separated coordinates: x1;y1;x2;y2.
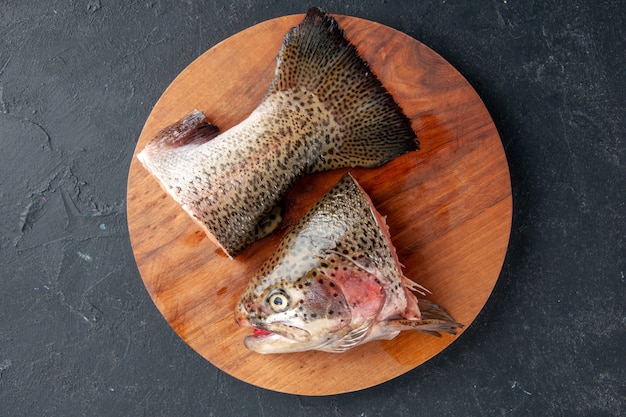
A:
137;8;418;258
235;173;462;354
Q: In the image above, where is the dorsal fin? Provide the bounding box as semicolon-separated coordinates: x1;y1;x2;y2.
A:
266;7;418;168
141;110;219;150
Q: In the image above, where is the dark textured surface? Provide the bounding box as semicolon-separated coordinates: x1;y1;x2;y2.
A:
0;1;623;416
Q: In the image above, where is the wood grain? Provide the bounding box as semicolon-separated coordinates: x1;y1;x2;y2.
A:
127;13;512;395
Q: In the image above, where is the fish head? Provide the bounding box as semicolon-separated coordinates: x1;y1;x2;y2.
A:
235;255;390;354
235;266;353;353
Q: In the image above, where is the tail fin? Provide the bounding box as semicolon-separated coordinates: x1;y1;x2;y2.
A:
266;7;418;168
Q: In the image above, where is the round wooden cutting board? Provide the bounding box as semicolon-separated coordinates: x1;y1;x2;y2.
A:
127;12;512;395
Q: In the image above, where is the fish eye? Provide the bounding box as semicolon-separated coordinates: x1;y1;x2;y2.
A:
267;289;290;312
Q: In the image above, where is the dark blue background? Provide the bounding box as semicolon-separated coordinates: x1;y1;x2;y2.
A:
1;1;623;415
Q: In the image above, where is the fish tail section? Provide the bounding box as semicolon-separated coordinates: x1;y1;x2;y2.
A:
267;7;418;168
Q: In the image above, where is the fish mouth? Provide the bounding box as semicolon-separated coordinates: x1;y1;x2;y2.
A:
243;322;313;354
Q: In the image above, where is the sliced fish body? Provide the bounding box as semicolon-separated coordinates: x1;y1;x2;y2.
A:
137;8;418;258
